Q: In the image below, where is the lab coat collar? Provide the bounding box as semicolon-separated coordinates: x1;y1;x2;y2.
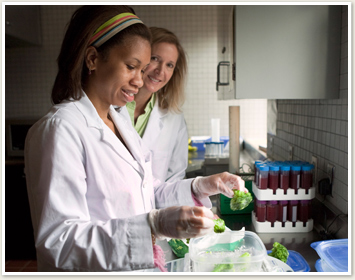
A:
74;91;148;176
142;99;168;145
73;91;104;130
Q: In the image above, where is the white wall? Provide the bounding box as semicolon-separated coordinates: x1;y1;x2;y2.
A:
5;4;267;145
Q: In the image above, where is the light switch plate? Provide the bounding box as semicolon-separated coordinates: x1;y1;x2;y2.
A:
311;156;318;186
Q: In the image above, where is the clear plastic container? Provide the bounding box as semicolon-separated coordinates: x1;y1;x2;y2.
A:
280;164;290;194
256;199;267;222
301;164;314;194
266;200;278;227
290;165;301;194
258;164;269;190
189;231;267;272
311;239;348;272
278;200;288;227
288;200;298;227
268;164;280;194
205;142;224;158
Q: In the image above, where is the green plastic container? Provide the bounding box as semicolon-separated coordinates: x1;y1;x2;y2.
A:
217;179;254;215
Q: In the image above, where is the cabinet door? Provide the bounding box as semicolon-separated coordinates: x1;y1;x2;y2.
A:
5;5;42;47
233;5;342;99
216;6;234;100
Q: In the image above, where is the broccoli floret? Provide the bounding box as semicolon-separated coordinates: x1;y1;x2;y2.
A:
240;252;250;257
268;242;289;263
212;263;234;272
230;190;253;211
213;218;226;233
238;252;251;272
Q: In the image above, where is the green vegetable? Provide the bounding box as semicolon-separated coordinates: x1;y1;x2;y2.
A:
213;218;226;233
212;263;234;272
238;252;251;272
168;239;189;258
268;242;289;263
230;190;253;211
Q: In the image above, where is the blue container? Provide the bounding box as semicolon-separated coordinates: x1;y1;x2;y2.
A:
267;250;310;272
311;239;348;272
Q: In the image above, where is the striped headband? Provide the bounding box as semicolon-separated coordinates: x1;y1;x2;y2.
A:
89;13;144;47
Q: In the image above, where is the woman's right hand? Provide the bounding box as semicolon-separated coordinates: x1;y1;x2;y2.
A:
149;206;215;239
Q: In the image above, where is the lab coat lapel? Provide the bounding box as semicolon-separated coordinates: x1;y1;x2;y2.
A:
109;106;148;176
74;93;145;176
142;100;167;147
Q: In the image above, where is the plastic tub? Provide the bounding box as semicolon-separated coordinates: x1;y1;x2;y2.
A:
189;231;267;272
311;239;348;272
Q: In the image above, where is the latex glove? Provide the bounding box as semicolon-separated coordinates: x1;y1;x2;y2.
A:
192;172;247;200
149;206;215;239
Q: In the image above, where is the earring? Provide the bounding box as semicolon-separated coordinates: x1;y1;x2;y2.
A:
88;68;92;75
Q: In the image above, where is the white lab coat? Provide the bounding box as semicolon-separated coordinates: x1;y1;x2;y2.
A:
24;92;210;272
123;100;188;183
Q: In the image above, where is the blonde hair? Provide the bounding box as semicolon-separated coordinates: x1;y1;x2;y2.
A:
150;27;187;113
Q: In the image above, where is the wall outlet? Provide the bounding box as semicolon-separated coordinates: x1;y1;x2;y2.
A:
327;163;335;183
269;137;274;156
311;156;318;186
288;145;293;161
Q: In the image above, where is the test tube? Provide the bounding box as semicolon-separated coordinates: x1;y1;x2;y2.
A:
267;200;278;227
268;164;280;194
288;200;298;227
290;164;301;194
258;164;269;190
280;163;290;194
301;164;314;194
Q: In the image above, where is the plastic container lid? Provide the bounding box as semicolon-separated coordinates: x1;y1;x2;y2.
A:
310;239;348;272
280;165;291;171
291;165;301;171
267;250;310;272
279;200;288;205
289;200;299;205
301;164;314;171
259;164;270;171
268;200;278;205
269;165;280;171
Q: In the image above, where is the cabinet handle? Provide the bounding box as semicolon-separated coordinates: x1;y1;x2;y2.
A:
216;61;230;91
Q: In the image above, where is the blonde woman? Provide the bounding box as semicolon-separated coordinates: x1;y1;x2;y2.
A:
126;27;188;183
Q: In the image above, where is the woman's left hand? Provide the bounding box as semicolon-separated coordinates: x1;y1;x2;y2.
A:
192;172;247;200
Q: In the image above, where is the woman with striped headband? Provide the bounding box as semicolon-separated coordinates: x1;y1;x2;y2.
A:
25;5;247;272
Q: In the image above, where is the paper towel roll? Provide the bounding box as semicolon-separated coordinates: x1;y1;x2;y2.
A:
211;118;220;142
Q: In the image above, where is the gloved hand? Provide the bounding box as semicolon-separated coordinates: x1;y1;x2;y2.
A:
149;206;215;239
192;172;247;200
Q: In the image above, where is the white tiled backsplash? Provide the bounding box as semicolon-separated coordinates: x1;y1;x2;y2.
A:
5;4;267;143
267;6;349;214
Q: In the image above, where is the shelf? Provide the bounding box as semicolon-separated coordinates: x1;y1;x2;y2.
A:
252;182;315;201
252;211;314;233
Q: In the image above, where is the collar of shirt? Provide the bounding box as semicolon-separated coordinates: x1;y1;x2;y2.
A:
126;93;156;137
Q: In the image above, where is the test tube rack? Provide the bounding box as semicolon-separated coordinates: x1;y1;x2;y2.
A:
252;182;315;233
